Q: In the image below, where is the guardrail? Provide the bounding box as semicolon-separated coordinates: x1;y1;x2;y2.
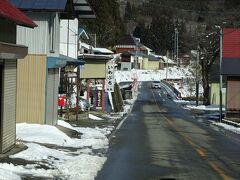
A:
161;80;182;98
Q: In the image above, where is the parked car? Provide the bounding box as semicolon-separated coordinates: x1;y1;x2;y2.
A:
79;98;90;111
151;81;161;89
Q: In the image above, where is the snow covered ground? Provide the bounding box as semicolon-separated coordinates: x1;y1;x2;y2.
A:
115;67;193;83
114;67;202;98
0;121;111;179
0;110;134;179
181;104;240;134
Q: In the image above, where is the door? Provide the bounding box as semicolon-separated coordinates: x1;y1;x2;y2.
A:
46;68;59;125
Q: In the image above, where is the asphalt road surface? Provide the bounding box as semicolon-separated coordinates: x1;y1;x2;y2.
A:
96;82;240;180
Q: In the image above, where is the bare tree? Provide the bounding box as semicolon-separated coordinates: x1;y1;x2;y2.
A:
198;26;220;105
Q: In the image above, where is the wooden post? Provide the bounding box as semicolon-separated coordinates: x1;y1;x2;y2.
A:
87;79;90;100
102;79;105;112
76;68;80;120
95;79;98;108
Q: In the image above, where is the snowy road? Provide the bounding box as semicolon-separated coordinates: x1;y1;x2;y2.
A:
96;81;240;180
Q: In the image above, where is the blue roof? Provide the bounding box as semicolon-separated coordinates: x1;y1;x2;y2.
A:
10;0;67;11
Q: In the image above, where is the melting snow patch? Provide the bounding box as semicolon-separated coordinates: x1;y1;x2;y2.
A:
89;114;104;121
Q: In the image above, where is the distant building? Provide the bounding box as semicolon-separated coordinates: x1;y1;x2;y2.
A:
221;28;240;123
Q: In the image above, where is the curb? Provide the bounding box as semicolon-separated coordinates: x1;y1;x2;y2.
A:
222;119;240;128
209;121;240;143
108;114;128;141
107;101;135;141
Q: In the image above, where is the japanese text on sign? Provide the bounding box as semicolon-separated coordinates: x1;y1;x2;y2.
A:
105;60;115;92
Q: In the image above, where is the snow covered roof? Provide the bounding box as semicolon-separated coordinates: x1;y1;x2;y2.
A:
93;48;113;55
80;42;92;50
159;56;176;64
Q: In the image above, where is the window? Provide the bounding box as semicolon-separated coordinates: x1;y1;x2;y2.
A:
49;14;55;53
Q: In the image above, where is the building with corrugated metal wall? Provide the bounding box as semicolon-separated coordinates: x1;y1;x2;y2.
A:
11;0;95;125
0;0;36;153
16;12;63;125
222;28;240;122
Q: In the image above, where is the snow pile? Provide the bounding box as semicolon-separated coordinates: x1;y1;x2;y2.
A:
185;105;225;111
89;114;104;121
0;121;111;179
212;122;240;134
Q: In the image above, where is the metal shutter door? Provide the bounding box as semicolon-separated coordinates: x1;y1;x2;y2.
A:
53;69;59;125
46;69;55;125
1;60;16;153
46;68;59;125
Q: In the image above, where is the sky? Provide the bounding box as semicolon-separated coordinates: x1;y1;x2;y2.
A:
0;68;238;179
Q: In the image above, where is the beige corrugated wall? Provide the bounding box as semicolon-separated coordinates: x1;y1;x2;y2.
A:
16;55;46;124
142;58;149;69
147;61;160;70
80;60;106;79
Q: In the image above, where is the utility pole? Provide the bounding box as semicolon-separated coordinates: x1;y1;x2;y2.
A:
219;28;223;122
196;47;200;106
166;50;169;81
174;28;179;66
76;28;80;121
134;38;140;69
94;33;96;48
176;28;179;66
174;30;176;62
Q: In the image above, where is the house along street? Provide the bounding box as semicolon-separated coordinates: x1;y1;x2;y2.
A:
96;81;240;180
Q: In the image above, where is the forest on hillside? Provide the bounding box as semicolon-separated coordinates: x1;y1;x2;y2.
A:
82;0;240;55
82;0;240;105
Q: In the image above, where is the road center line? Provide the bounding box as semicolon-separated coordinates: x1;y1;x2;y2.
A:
151;90;229;180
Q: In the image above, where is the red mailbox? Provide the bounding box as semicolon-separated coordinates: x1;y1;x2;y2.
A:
58;96;65;106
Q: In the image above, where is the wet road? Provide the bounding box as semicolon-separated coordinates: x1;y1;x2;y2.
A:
96;82;240;180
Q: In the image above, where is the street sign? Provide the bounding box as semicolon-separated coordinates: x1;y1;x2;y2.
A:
105;60;115;92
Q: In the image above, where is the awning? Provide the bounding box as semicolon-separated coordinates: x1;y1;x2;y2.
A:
0;0;37;28
47;54;85;68
0;41;28;59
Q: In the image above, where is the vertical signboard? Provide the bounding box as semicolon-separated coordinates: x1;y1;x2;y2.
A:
105;60;115;92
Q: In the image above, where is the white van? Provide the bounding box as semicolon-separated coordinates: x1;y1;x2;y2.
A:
151;81;161;89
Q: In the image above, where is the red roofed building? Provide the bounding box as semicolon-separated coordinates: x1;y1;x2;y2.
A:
0;0;36;153
222;28;240;122
0;0;36;28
